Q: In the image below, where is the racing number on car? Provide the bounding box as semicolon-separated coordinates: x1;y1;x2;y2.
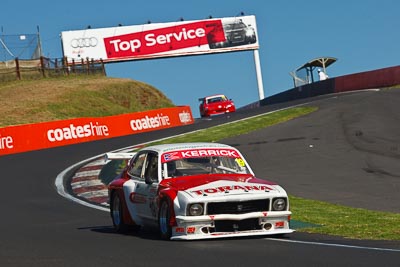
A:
235;158;245;167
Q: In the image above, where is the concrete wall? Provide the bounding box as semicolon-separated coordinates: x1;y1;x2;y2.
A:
334;65;400;93
259;65;400;107
260;79;335;106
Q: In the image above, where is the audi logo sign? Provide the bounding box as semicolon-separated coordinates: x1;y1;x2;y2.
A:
70;37;98;48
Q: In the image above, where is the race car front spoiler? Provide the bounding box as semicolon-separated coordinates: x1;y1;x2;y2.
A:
172;211;294;240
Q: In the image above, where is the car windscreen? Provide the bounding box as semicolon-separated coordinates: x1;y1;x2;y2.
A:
207;96;226;104
162;156;251;178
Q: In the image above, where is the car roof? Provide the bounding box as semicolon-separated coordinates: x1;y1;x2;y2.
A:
198;94;229;102
205;94;227;99
143;142;235;154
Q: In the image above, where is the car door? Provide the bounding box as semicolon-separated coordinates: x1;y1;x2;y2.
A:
133;152;159;226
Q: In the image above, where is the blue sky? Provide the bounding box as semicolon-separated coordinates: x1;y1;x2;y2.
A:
2;0;399;117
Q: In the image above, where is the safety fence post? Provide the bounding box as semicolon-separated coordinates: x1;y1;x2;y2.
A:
15;58;21;80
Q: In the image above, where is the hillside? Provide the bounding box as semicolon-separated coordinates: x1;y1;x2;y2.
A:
0;76;175;127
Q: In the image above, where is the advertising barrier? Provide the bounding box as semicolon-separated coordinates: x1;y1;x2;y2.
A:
61;15;259;63
0;106;193;156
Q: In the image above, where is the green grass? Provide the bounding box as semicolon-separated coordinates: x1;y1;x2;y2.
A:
0;76;174;126
143;106;400;241
154;107;317;144
290;196;400;240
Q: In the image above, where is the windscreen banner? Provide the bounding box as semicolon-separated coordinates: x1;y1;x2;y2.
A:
0;106;193;156
61;15;259;63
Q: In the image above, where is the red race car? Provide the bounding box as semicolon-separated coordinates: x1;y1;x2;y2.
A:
199;94;235;118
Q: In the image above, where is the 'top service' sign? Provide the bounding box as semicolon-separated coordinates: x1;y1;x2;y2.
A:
61;15;259;63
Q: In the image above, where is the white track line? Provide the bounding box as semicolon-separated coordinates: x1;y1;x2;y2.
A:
268;238;400;253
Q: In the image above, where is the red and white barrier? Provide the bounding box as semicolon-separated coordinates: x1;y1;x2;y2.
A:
0;106;193;156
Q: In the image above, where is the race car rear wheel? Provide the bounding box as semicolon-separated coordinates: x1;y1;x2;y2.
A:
158;200;172;240
111;192;129;233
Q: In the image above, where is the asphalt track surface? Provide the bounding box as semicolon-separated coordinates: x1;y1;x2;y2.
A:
1;89;399;266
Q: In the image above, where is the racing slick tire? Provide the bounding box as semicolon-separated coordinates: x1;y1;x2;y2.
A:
158;199;173;240
110;192;129;233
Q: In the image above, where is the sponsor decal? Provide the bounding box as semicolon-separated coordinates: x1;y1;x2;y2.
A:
47;122;109;142
104;20;225;58
161;149;239;162
180;149;238;158
61;16;258;63
191;185;273;195
130;114;170;131
0;106;193;156
175;227;185;233
129;192;147;204
186;227;196;234
70;37;98;48
0;134;14;150
178;111;192;124
163;152;181;162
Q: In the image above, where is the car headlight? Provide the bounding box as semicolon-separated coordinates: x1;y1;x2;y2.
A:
272;198;287;211
188;203;204;216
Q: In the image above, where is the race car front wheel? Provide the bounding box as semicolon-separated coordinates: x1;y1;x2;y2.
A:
158;200;172;240
111;192;129;233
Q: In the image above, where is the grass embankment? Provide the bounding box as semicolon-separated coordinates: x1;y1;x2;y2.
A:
149;106;400;241
0;75;174;127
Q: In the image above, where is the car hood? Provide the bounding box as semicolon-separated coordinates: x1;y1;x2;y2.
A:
160;174;281;198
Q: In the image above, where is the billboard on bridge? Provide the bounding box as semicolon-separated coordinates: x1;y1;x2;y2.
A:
61;15;259;63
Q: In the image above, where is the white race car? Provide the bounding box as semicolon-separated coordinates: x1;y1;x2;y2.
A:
107;142;294;240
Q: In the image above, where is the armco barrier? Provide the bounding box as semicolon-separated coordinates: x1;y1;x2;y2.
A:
0;106;193;156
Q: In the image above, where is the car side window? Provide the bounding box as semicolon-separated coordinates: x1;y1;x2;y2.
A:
144;152;159;183
128;152;147;178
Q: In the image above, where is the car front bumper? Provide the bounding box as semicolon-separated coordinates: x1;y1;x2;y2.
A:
172;211;294;240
